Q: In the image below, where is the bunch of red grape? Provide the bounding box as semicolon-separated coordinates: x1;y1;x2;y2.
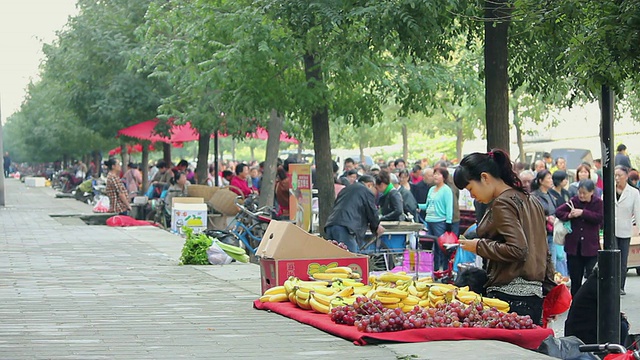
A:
327;239;349;251
329;297;537;332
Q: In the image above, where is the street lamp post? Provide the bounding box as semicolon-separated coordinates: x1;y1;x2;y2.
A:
598;84;621;344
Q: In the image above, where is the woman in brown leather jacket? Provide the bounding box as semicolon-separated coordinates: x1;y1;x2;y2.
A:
454;149;555;325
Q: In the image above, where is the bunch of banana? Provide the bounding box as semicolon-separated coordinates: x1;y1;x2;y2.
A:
481;297;510;312
259;285;289;303
371;271;414;284
456;290;482;305
292;285;355;313
311;266;362;281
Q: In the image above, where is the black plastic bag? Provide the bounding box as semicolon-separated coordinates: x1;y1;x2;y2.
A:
536;335;599;360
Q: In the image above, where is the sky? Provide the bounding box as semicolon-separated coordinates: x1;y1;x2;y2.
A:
0;0;78;124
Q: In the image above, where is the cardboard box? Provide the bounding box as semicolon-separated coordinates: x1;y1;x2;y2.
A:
627;236;640;270
25;177;46;187
171;202;207;234
257;221;369;293
172;197;204;206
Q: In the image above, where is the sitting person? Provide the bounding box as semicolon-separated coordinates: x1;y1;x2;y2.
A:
164;170;189;223
565;266;629;345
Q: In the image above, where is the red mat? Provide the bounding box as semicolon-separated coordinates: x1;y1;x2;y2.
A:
254;300;554;349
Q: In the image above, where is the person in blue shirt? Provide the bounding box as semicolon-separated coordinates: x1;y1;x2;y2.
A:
419;167;454;271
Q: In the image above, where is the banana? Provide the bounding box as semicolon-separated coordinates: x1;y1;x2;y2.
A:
418;299;431;308
408;285;419;296
429;286;450;296
365;288;377;299
415;282;431;292
378;272;413;283
295;289;310;300
259;294;272;302
297;297;312;310
309;295;330;314
340;278;364;287
284;280;296;295
459;286;470;292
428;291;444;303
376;287;408;299
312;272;350;280
349;272;361;279
313;286;337;296
403;295;421;306
264;286;286;296
482;297;509;309
288;292;297;305
418;276;433;282
353;285;373;295
299;280;330;287
416;291;427;299
324;266;353;274
334;286;354;298
268;293;288;302
457;291;481;303
375;295;402;304
311;292;333;306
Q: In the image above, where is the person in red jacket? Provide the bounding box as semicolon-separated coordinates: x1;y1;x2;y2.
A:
230;163;255;197
555;179;603;296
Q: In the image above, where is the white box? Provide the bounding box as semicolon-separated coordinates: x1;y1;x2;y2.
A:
171;203;207;234
25;177;46;187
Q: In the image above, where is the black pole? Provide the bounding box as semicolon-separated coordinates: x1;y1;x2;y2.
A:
598;84;620;344
214;132;219;187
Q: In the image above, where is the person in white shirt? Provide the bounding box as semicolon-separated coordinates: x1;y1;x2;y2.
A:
614;165;640;295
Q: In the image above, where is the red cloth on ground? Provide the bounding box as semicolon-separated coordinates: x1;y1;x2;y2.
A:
106;215;155;227
253;300;554;349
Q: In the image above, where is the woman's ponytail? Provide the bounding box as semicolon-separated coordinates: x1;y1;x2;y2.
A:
491;149;527;194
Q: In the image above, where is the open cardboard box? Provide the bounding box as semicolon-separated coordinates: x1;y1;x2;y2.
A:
257;221;369;293
171;197;206;234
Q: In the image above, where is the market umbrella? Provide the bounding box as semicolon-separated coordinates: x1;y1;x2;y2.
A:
250;127;298;144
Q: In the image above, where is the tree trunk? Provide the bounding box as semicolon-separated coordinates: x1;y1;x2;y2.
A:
455;116;464;162
163;143;172;167
231;140;236;161
297;141;303;162
63;154;69;170
304;51;334;235
213;133;220;186
359;139;365;165
141;144;149;193
484;0;511;152
259;109;283;208
92;151;101;177
402;123;409;161
196;131;210;185
513;105;525;162
250;146;255;162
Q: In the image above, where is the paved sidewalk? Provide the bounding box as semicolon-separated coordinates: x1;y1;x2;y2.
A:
0;179;559;359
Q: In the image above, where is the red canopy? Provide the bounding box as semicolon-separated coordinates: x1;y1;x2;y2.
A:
117;119;298;144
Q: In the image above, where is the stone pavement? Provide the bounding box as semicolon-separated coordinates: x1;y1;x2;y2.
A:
0;178;575;359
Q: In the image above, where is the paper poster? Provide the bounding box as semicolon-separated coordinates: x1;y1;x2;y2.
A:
289;163;312;232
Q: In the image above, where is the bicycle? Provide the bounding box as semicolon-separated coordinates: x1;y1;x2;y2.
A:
580;343;639;359
214;194;275;263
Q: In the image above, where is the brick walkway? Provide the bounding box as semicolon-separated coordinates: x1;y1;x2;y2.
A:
0;179;559;359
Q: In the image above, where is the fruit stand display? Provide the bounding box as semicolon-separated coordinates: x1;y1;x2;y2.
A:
254;220;555;349
255;270;554;349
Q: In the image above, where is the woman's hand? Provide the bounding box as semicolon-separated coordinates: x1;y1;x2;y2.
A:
459;238;479;254
570;208;583;218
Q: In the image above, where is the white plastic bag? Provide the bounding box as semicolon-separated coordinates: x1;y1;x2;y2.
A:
93;195;110;213
207;241;233;265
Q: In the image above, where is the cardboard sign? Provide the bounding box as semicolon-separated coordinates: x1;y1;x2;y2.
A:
289;163;312;232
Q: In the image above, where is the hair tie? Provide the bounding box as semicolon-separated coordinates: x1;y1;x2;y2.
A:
488;151;494;159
